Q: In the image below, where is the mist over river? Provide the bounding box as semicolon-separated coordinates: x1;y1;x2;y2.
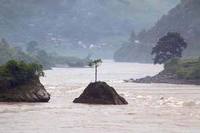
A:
0;60;200;133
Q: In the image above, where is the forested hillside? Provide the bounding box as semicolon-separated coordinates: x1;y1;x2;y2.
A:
114;0;200;62
0;0;179;58
0;39;90;69
0;39;34;65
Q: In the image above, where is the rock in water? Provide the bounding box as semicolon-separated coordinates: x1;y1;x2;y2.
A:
0;78;50;102
73;82;128;105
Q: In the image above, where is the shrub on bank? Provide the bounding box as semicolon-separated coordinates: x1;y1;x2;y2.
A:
164;58;200;80
0;60;44;86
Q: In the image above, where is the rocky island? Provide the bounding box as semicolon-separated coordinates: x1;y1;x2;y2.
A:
73;82;128;105
0;60;50;102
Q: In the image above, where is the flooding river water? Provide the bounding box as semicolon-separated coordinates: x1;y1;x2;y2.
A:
0;60;200;133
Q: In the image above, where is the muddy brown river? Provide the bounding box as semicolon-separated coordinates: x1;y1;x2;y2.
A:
0;60;199;133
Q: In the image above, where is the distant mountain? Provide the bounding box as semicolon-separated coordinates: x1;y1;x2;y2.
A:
114;0;200;62
0;0;179;58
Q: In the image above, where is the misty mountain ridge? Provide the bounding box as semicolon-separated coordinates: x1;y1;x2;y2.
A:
114;0;200;62
0;0;179;58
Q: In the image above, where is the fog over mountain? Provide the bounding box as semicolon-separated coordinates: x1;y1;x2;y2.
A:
114;0;200;62
0;0;179;57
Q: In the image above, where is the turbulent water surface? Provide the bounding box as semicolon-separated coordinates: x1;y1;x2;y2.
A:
0;60;200;133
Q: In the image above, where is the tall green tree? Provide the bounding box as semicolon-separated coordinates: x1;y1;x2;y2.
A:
89;59;102;82
152;32;187;64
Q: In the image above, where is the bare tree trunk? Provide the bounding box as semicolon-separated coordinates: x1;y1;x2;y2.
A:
95;65;97;82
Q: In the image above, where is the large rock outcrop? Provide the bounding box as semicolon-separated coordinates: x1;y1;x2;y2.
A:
73;82;128;105
0;78;50;102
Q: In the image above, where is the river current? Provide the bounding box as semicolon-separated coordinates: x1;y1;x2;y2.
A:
0;60;200;133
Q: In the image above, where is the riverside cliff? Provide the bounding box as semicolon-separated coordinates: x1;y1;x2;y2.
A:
0;78;50;102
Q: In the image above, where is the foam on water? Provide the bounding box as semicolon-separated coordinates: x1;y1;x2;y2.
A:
0;60;200;133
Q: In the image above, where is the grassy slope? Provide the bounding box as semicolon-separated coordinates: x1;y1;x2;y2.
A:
164;58;200;79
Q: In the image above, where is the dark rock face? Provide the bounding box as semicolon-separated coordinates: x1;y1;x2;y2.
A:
0;78;50;102
73;82;128;105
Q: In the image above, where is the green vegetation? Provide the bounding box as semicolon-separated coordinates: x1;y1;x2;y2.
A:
152;32;187;64
0;39;35;65
0;38;91;69
25;41;91;68
114;41;153;63
0;39;53;69
164;58;200;80
114;0;200;63
26;41;39;54
0;0;178;59
53;56;91;67
89;59;102;82
0;60;44;86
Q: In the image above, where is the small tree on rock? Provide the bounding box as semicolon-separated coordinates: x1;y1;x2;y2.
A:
152;32;187;64
89;59;102;82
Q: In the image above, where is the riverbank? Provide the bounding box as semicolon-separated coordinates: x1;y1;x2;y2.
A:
125;71;200;85
125;58;200;85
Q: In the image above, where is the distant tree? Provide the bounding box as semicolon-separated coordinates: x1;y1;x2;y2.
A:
26;41;39;54
129;31;136;43
1;38;8;44
14;46;23;52
89;59;102;82
36;50;52;68
137;29;147;41
0;38;9;48
152;32;187;64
